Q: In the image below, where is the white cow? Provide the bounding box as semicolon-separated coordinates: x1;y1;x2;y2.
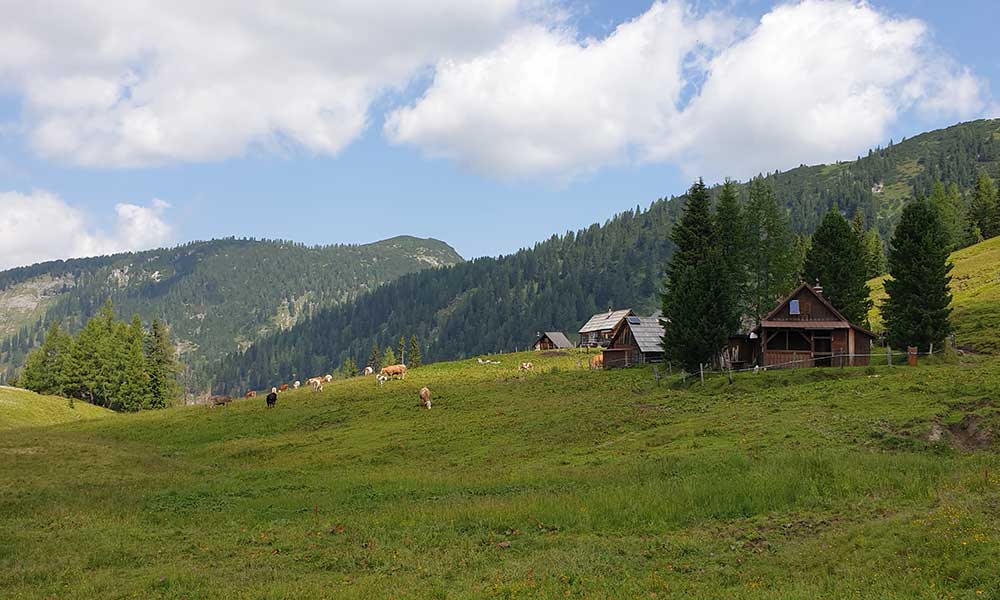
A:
363;366;374;376
293;380;301;389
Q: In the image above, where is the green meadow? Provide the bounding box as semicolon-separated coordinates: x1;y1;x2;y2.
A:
2;349;999;598
0;385;113;431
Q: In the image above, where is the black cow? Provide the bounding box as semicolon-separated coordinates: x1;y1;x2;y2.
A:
266;389;278;408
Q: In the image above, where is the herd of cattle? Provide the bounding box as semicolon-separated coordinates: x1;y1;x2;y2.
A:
205;352;604;410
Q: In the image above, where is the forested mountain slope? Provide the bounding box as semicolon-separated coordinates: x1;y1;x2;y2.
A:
0;236;462;387
215;119;1000;393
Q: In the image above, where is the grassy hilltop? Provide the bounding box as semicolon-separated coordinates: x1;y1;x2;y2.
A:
869;235;1000;353
2;350;999;598
0;386;112;431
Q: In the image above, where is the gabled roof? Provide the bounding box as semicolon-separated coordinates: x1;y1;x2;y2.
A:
759;282;877;338
612;315;665;353
537;331;573;349
579;309;634;334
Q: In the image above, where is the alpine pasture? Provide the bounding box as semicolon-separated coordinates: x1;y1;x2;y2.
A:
2;350;999;598
0;385;112;431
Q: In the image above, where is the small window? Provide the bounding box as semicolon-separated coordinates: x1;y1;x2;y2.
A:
789;300;800;315
627;316;641;325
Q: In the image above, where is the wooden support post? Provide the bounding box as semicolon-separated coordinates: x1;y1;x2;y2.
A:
929;342;934;356
653;366;660;386
887;347;892;367
699;363;705;385
727;364;734;385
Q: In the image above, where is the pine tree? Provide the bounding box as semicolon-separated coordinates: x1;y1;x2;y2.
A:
804;209;872;325
883;199;953;352
20;322;72;395
851;210;886;279
119;316;152;411
715;180;746;320
662;179;736;372
144;319;178;409
382;347;397;367
408;335;422;368
397;336;406;365
970;171;998;240
929;182;966;251
744;177;798;325
367;342;380;370
341;357;358;378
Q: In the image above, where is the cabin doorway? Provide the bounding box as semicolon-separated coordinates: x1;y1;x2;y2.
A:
813;331;833;367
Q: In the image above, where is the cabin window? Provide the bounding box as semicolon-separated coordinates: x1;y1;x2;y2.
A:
789;300;800;315
768;331;812;351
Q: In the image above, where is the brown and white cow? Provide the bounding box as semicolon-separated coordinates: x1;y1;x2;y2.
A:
419;386;431;410
245;390;257;398
379;364;407;380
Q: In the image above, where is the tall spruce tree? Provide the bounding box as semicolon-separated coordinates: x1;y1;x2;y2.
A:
715;180;746;319
662;179;736;372
397;336;407;365
969;171;998;240
803;209;872;325
145;319;178;409
929;182;966;251
408;335;423;368
883;199;953;352
119;316;152;411
851;211;887;279
744;177;798;325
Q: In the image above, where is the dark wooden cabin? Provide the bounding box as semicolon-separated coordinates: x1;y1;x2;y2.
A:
578;309;634;348
736;283;876;369
533;331;573;351
602;315;665;368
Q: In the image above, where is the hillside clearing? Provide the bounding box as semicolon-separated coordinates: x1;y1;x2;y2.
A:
0;386;113;431
2;350;999;598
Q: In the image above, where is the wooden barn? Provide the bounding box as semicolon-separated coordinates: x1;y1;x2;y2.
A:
732;282;877;369
602;315;665;368
578;308;634;348
533;331;574;351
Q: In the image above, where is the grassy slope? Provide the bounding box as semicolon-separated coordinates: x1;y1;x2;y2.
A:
0;386;113;431
869;235;1000;353
2;351;1000;598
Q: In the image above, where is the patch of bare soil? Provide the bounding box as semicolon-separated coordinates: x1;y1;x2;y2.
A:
948;414;995;451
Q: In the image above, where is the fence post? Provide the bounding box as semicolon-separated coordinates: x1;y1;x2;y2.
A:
700;363;705;385
727;364;734;385
887;347;892;367
929;342;934;356
907;346;917;367
653;366;661;386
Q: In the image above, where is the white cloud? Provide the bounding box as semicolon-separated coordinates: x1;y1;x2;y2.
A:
0;191;173;270
0;0;529;167
387;0;990;180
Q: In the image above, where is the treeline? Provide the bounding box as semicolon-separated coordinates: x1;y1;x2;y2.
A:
1;236;460;387
663;177;955;371
18;301;180;411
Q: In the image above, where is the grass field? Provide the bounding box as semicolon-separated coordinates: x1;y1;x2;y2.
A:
0;385;113;431
869;235;1000;353
2;349;999;598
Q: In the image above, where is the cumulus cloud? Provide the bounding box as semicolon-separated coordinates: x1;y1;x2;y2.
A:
387;0;990;180
0;0;529;167
0;191;173;270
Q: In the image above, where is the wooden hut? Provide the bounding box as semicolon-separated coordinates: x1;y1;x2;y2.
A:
533;331;573;351
578;309;634;348
602;315;665;368
744;283;877;369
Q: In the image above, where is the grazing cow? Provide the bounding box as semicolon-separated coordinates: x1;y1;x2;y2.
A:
363;366;374;376
324;374;334;383
266;387;277;408
419;386;431;410
590;354;604;370
379;364;407;380
245;390;257;398
279;384;289;392
308;377;324;392
210;395;232;407
519;362;533;371
376;373;388;386
293;380;301;389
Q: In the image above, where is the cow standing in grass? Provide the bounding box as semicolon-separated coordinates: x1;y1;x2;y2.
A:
380;364;407;380
419;387;431;410
266;388;278;408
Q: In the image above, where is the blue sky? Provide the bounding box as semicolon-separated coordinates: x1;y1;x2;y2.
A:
0;0;997;267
